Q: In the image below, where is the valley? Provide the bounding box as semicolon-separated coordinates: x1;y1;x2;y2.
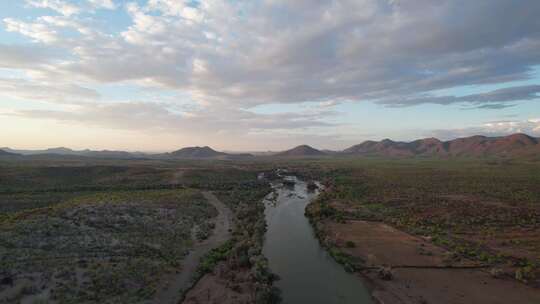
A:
4;1;539;302
1;137;539;303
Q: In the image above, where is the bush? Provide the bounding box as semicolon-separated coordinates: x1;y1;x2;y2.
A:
255;286;282;304
197;241;233;275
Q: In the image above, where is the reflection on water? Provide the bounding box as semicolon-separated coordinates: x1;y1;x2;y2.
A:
262;176;373;304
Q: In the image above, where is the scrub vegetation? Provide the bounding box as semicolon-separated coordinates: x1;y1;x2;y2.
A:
0;189;216;303
184;172;280;304
0;162;227;301
302;158;540;288
0;160;281;303
2;156;539;303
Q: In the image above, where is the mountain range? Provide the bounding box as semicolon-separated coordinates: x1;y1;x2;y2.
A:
0;149;19;156
342;133;540;157
0;147;143;159
1;134;539;160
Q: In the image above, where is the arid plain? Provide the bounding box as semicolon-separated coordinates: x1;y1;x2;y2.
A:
1;133;539;303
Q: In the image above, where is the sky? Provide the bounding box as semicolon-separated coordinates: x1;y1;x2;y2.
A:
0;0;539;152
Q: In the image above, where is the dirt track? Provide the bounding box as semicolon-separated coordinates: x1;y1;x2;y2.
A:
151;192;232;304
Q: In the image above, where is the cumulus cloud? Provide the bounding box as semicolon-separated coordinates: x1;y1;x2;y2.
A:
2;0;540;146
87;0;116;10
25;0;80;16
5;0;540;107
3;15;94;44
147;0;203;22
3;18;60;43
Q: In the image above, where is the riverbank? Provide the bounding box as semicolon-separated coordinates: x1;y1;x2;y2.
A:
182;181;279;304
306;192;540;304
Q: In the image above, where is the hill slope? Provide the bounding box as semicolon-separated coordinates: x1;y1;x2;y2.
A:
343;133;540;157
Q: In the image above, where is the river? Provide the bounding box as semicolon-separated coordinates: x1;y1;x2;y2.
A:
262;176;373;304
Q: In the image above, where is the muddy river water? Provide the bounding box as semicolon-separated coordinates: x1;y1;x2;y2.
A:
262;176;373;304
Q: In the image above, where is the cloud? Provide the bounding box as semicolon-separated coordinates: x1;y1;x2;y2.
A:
147;0;203;22
25;0;80;17
0;77;100;104
428;118;540;139
379;85;540;108
4;0;540;108
7;100;335;134
4;99;348;150
3;15;95;45
468;104;516;110
3;18;59;43
0;44;57;68
88;0;116;10
2;0;540;147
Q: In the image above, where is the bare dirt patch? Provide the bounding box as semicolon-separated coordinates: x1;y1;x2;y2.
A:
325;220;540;304
183;264;254;304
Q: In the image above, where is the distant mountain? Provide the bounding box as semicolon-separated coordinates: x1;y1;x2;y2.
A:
170;146;226;158
275;145;326;157
343;133;540;157
3;133;537;160
0;149;19;156
82;150;139;159
1;145;253;160
0;147;141;159
44;147;78;155
168;146;253;159
1;147;79;155
344;139;416;157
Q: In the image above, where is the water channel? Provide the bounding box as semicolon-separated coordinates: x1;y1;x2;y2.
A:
262;176;373;304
